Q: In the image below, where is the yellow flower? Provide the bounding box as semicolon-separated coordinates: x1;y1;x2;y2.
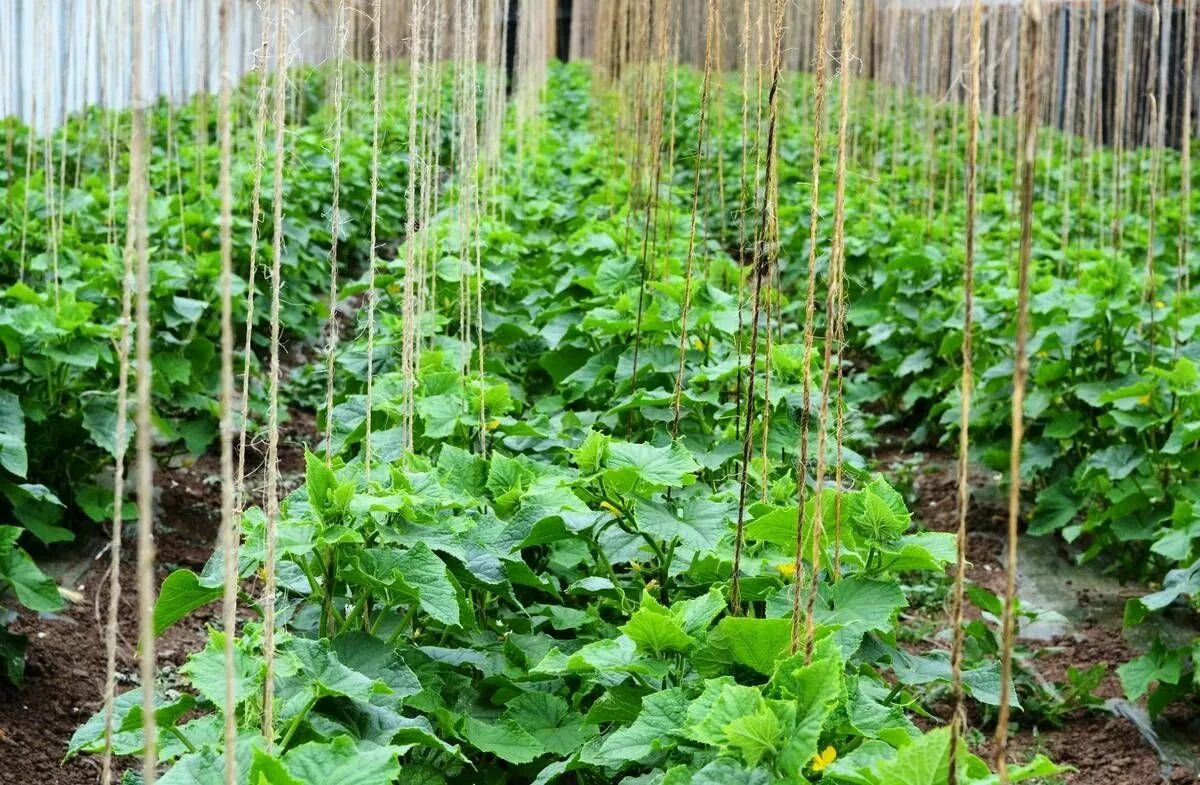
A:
811;746;837;772
1138;393;1151;406
486;419;500;431
600;501;622;517
691;336;706;350
1155;300;1166;309
775;561;797;579
629;560;642;573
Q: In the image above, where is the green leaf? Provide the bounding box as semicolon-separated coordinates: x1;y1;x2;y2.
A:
606;441;700;489
503;692;596;756
671;588;726;635
331;632;422;699
1028;485;1079;536
621;594;696;656
0;628;27;686
284;637;392;703
1086;444;1143;481
1117;641;1182;701
304;449;337;518
684;679;764;747
180;629;263;712
592;687;688;764
710;616;792;675
462;716;546;764
1134;558;1200;613
153;569;222;638
815;577;906;651
81;391;133;459
0;535;64;612
0;391;27;477
635;497;730;557
395;543;461;627
284;736;402;785
572;429;611;475
865;726;951;785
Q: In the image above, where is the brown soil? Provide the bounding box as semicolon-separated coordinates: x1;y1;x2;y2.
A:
877;448;1199;785
0;408;313;785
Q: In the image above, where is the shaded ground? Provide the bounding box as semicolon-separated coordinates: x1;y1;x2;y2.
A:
879;447;1199;785
0;409;313;785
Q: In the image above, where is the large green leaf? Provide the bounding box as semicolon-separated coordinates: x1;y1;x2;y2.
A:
503;692;597;756
0;532;63;612
620;594;696;656
180;629;264;711
814;577;906;651
0;391;27;477
395;543;462;626
709;616;792;676
153;569;222;638
284;737;402;785
462;716;546;764
284;637;392;703
605;441;700;489
591;687;688;764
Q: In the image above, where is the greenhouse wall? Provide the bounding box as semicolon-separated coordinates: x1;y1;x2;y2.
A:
0;0;338;131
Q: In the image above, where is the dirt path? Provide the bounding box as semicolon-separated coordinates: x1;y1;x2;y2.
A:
0;410;312;785
879;447;1200;785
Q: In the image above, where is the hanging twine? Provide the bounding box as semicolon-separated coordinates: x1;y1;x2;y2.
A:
732;0;787;616
402;0;426;454
995;0;1039;778
734;0;752;438
323;0;348;464
948;0;983;778
234;15;276;515
215;0;240;778
126;0;157;778
670;0;717;441
1178;0;1195;334
789;0;831;654
262;0;289;748
363;0;384;477
798;0;853;664
99;4;137;779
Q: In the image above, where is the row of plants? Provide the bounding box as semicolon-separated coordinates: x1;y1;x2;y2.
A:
0;66;466;682
675;73;1200;716
71;64;1066;784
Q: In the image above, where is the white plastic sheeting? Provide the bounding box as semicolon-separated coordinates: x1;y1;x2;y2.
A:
0;0;338;131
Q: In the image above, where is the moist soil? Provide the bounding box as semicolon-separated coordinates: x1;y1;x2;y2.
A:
879;447;1199;785
3;428;1197;784
0;409;312;785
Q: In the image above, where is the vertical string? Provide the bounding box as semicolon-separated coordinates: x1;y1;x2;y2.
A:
128;0;157;779
323;0;349;463
732;0;785;617
402;0;426;453
669;0;717;441
99;2;136;778
363;0;383;475
734;0;752;440
215;0;239;781
995;0;1039;777
261;0;289;748
1178;0;1195;322
800;0;853;664
830;0;856;582
948;0;983;777
789;0;832;651
234;15;276;514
